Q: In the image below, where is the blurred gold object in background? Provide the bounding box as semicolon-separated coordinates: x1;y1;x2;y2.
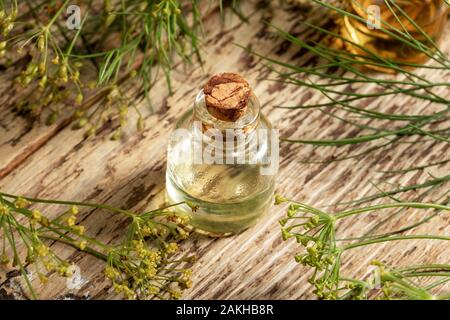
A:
340;0;448;72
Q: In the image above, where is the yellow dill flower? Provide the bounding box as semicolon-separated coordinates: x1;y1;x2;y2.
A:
182;278;193;289
78;241;87;251
67;215;76;227
145;266;157;278
170;290;182;300
132;240;144;250
31;210;42;221
14;197;30;208
36;244;49;257
274;194;288;205
165;242;178;254
137;248;148;259
59;265;72;277
38;274;49;284
183;269;192;277
113;283;122;293
44;261;55;271
148;286;160;295
179;213;191;225
50;54;59;64
70;205;79;215
73;225;85;235
0;204;10;216
1;254;10;265
142;226;152;237
123;286;136;300
104;266;117;280
145;250;161;264
158;227;169;237
177;228;189;240
39;216;50;227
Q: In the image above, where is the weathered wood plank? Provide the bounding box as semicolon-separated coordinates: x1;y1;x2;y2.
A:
0;1;449;299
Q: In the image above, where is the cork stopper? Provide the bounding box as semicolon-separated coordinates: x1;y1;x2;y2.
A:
203;73;252;122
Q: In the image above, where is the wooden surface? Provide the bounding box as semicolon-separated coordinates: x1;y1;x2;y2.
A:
0;1;449;299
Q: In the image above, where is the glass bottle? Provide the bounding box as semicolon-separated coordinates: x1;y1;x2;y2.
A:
340;0;448;72
166;73;278;236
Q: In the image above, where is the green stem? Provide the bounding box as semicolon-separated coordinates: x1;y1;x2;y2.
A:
343;235;450;251
41;235;108;261
46;0;71;28
336;202;450;220
0;192;136;218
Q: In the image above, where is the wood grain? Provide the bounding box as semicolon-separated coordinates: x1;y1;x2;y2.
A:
0;1;449;299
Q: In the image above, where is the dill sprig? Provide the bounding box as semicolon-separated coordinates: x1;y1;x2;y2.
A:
0;0;238;139
276;196;450;300
0;191;194;300
248;0;449;159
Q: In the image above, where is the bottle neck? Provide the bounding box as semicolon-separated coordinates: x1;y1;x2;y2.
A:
193;90;260;135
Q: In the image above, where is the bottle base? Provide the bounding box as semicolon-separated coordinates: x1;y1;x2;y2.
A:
165;173;273;237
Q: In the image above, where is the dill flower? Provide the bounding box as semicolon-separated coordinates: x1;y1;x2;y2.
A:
36;244;49;257
39;216;50;227
31;210;42;221
180;278;193;289
274;194;288;205
67;215;77;227
104;266;119;280
58;265;72;277
0;191;195;299
26;249;36;263
183;269;192;277
1;254;9;265
170;290;182;300
70;206;79;215
14;197;30;208
145;265;158;278
72;225;85;235
148;286;160;295
156;226;169;237
165;243;179;254
38;274;49;284
78;241;87;251
281;196;450;300
123;286;136;300
168;212;191;226
0;40;5;58
44;261;56;272
0;204;9;216
176;228;189;240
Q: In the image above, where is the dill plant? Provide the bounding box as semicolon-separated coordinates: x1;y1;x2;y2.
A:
258;1;450;299
248;0;449;161
277;196;450;300
0;191;195;299
0;0;238;139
